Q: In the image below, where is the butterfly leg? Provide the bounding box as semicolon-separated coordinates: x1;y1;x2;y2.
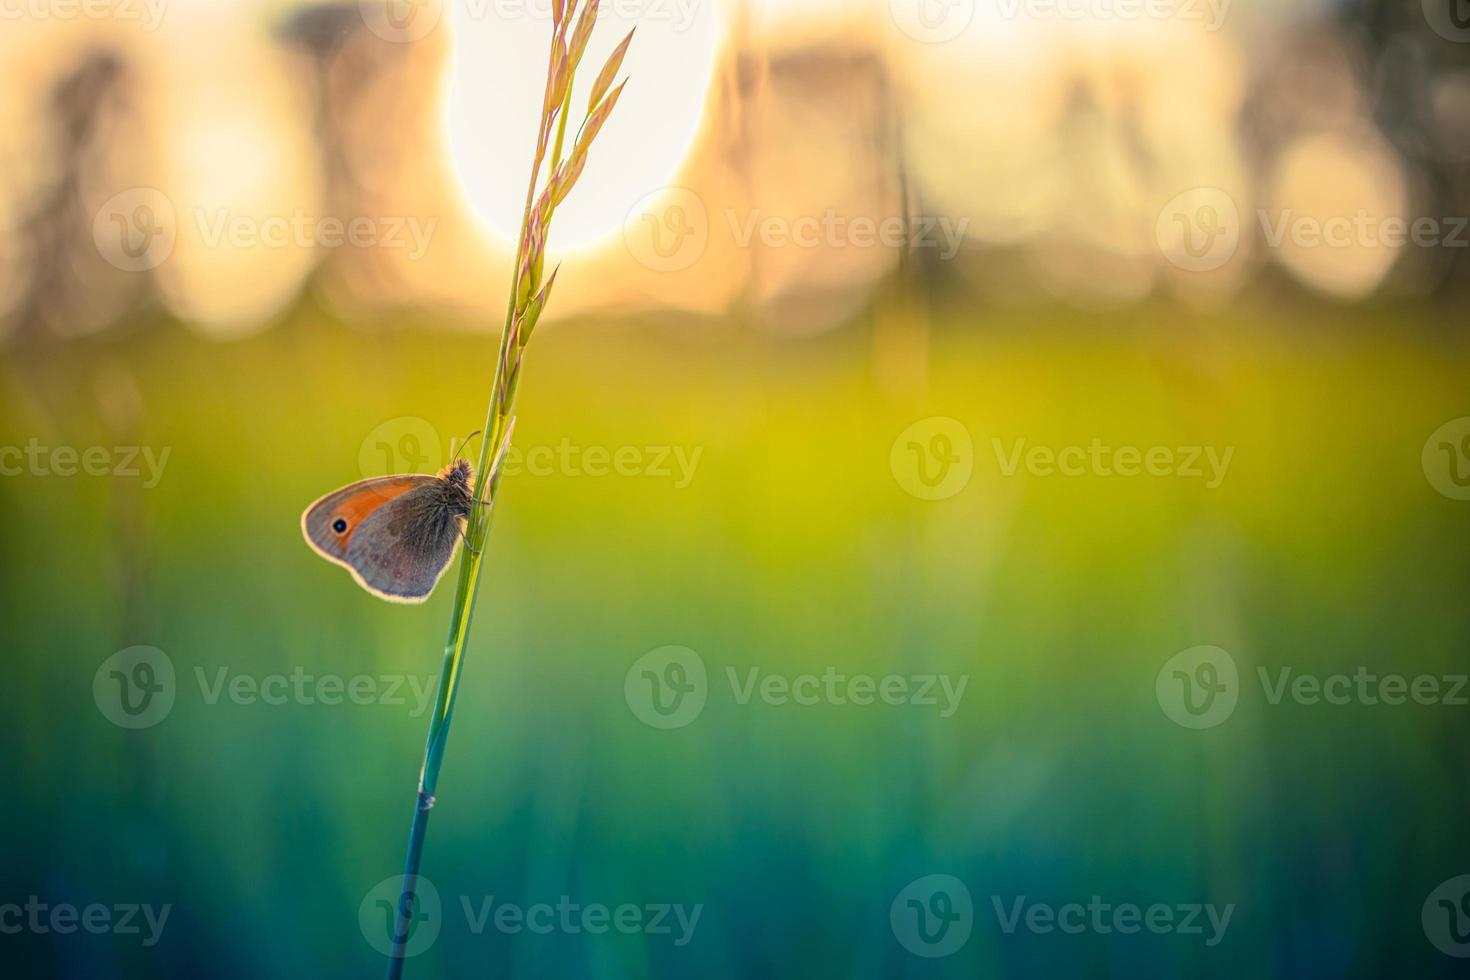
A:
456;523;482;557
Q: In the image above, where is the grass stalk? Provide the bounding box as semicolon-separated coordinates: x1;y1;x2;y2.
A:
381;4;633;975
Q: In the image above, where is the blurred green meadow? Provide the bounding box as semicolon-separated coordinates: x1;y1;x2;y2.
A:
2;303;1469;978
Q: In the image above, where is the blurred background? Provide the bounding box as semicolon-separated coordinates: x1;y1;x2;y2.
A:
2;0;1469;977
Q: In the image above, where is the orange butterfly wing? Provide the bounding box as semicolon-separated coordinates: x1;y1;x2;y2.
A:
300;475;434;568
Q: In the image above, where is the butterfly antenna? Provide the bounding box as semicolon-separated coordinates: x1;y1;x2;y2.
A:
455;429;484;462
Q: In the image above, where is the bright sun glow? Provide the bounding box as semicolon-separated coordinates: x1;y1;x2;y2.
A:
442;2;725;255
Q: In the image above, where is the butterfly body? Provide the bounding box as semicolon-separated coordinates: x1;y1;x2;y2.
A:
302;459;474;603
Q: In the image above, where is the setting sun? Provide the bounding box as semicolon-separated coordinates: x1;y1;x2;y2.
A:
440;1;725;254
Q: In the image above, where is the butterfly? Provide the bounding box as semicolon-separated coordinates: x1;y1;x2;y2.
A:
301;425;513;603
